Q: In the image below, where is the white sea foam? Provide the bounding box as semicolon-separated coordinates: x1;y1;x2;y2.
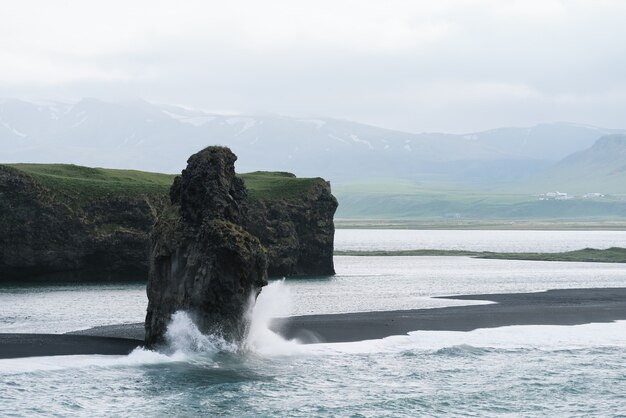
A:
245;280;307;355
164;311;237;355
154;280;305;357
0;349;178;374
3;278;626;375
0;311;241;375
3;319;626;374
0;314;231;374
0;283;301;375
239;280;626;357
243;280;626;356
310;320;626;355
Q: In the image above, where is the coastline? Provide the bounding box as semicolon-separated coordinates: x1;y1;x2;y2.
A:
334;220;626;231
2;287;626;359
0;334;141;359
334;247;626;263
275;287;626;342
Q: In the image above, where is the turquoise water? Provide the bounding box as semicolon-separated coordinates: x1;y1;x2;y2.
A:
2;230;626;416
2;315;626;417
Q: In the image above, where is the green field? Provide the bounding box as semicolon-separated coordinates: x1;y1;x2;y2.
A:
333;178;626;222
237;171;323;200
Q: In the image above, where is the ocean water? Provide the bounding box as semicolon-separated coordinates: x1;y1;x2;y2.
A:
2;230;626;416
3;256;626;333
335;228;626;252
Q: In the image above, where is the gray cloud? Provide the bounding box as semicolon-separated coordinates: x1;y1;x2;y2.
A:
1;0;625;133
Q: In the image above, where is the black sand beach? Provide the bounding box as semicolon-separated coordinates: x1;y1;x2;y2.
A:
276;287;626;342
2;287;626;359
0;334;141;359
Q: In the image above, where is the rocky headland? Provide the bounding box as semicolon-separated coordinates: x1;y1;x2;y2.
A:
245;172;337;277
145;147;268;346
0;164;167;280
0;159;336;281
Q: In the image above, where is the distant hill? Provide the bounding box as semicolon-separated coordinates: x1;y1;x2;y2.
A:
333;135;626;221
1;98;622;185
519;135;626;194
4;98;626;222
333;179;626;221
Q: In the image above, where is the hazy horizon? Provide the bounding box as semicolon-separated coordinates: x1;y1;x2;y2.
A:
2;96;626;136
2;1;626;134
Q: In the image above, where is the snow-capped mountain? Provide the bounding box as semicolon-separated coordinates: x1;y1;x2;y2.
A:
1;98;622;183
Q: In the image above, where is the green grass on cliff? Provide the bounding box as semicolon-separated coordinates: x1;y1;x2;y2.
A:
238;171;322;200
3;164;321;204
5;163;175;203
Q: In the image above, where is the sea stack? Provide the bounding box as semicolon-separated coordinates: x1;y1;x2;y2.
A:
144;146;268;347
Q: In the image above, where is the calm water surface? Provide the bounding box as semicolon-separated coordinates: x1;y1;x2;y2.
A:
2;229;626;417
335;229;626;252
3;256;626;333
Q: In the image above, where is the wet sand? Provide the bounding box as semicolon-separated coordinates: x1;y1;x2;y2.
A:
0;334;141;359
2;287;626;358
276;287;626;342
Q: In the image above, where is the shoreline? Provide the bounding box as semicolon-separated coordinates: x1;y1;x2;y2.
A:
0;334;141;359
2;287;626;359
334;220;626;231
275;288;626;342
334;247;626;263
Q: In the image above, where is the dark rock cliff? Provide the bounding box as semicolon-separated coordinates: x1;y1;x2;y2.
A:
246;176;337;277
145;147;267;347
0;165;164;280
0;163;337;281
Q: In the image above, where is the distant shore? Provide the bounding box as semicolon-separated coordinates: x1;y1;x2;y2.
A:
334;247;626;263
335;219;626;230
2;287;626;359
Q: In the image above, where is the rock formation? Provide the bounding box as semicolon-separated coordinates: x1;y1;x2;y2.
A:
0;165;164;280
246;175;337;276
0;163;337;281
144;147;268;347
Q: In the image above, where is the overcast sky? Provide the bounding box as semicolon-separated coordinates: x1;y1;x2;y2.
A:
1;0;625;133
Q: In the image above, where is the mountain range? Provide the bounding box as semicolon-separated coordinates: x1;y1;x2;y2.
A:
520;134;626;194
2;98;625;220
2;98;623;182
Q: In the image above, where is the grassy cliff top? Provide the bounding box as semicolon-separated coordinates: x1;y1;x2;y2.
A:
4;163;175;203
237;171;324;200
2;164;323;203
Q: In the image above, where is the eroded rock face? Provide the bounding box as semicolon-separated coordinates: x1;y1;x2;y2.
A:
144;147;268;347
1;163;337;281
0;166;162;280
246;180;337;277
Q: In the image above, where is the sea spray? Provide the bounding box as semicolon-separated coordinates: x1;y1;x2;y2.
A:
144;147;268;347
244;279;307;355
163;311;238;355
154;280;308;357
148;280;300;357
301;320;626;356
